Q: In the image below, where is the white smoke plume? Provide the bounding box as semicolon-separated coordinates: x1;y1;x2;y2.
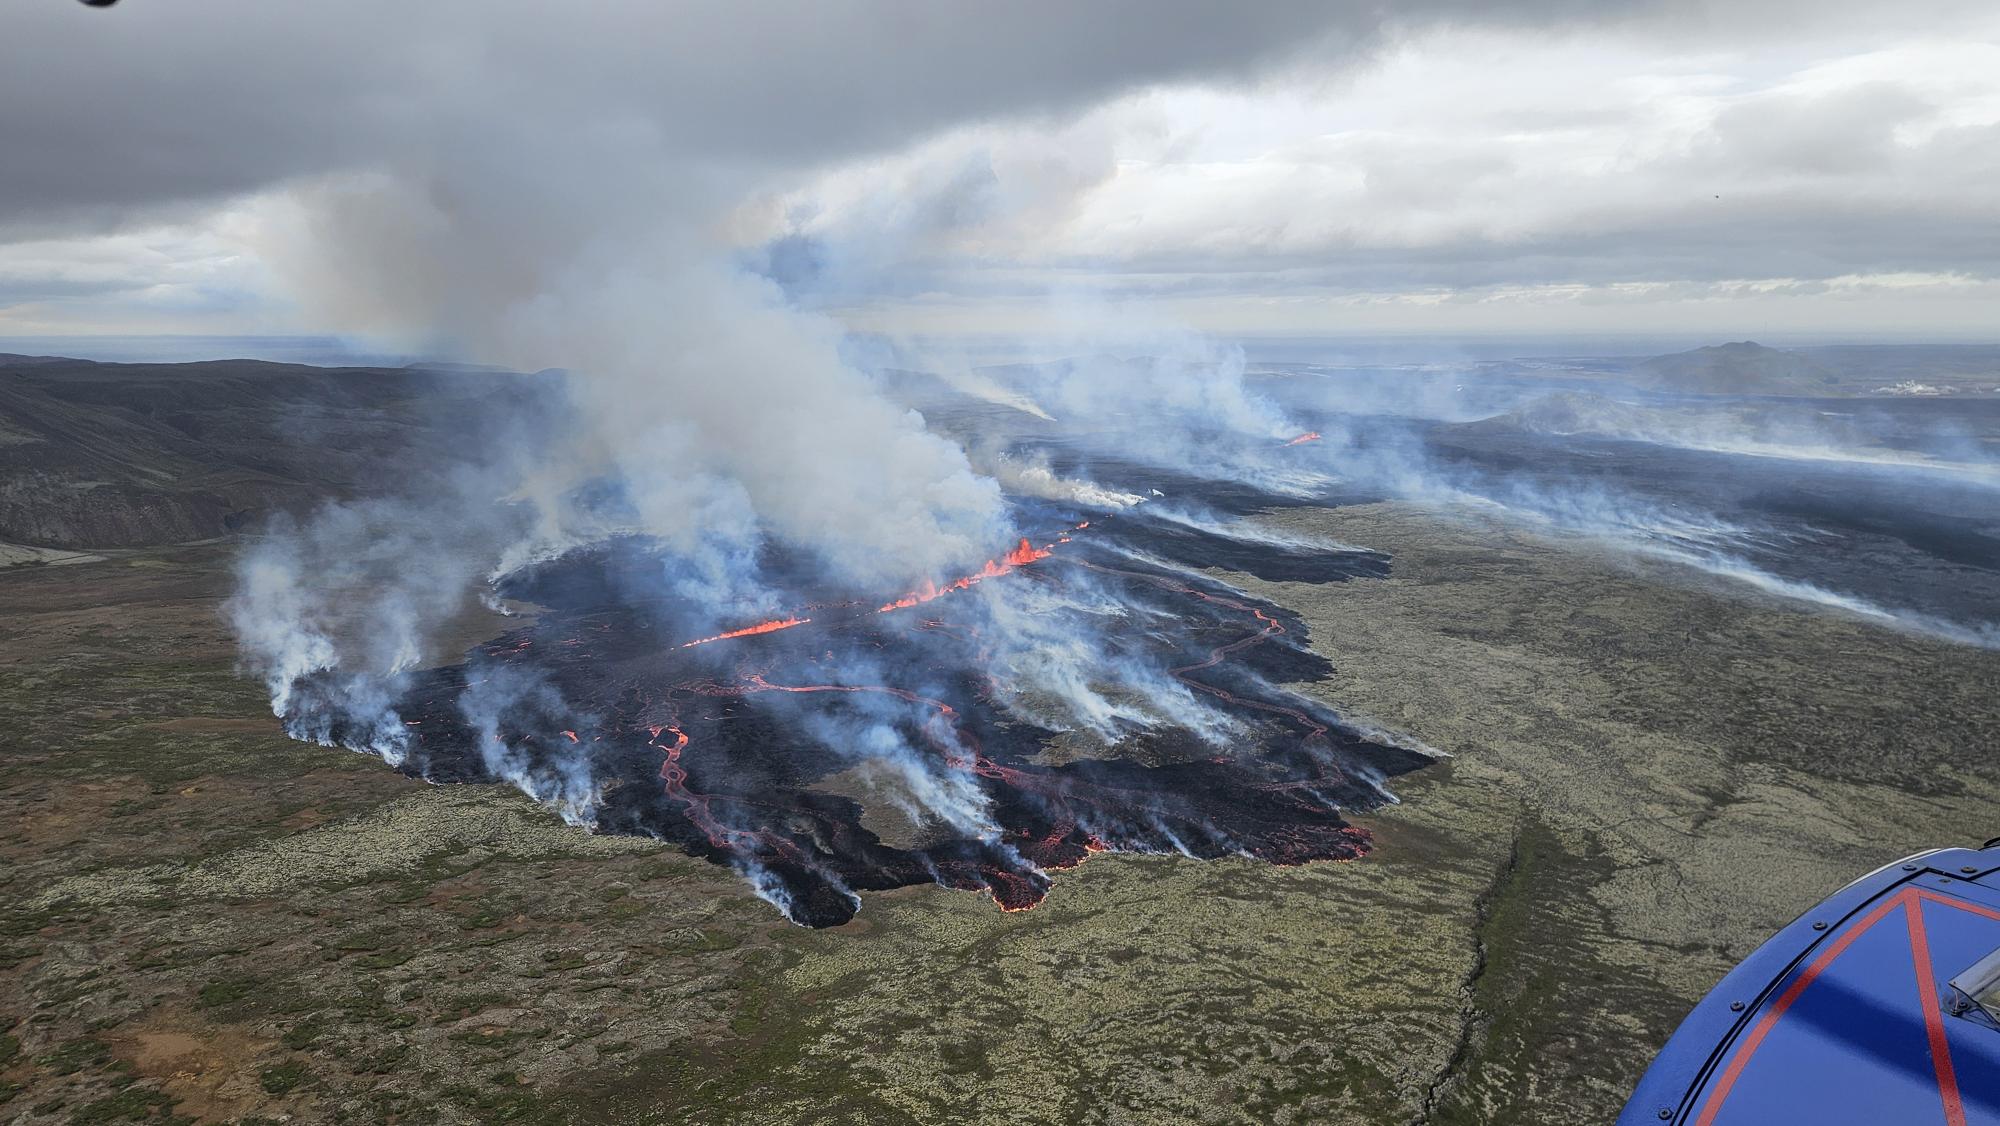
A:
261;172;1010;591
227;487;533;752
1271;386;2000;651
459;665;602;825
976;575;1247;747
978;451;1146;510
188;1;1548;737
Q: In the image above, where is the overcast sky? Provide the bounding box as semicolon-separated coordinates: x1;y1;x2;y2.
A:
3;0;1997;345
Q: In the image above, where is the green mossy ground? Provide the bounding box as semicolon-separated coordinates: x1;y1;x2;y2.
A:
3;511;1994;1124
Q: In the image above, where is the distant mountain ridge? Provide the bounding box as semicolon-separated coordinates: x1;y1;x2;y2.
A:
0;356;553;550
1630;341;1837;395
1457;390;1656;436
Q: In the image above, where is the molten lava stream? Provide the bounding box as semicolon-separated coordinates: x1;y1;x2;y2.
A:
646;719;810;863
1284;431;1322;446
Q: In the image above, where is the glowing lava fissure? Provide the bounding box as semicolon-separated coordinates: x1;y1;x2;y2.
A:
1284;431;1323;446
282;501;1424;928
876;536;1057;613
679;533;1067;646
680;615;810;648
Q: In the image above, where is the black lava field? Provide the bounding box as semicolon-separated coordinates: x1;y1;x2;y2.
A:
290;493;1427;927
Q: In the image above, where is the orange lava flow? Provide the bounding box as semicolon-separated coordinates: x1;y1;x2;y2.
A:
877;537;1055;613
1283;431;1322;446
679;615;811;649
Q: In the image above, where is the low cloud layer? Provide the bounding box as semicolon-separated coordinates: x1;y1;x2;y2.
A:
749;14;2000;337
6;0;1997;339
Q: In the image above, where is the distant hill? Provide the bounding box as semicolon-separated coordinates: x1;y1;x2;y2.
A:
0;357;556;550
1629;341;1837;395
1457;390;1657;437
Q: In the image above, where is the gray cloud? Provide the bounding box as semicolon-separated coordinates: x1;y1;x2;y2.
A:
14;2;1982;310
1;1;1439;234
732;11;2000;330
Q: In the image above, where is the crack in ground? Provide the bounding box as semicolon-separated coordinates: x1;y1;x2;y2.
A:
1415;819;1526;1126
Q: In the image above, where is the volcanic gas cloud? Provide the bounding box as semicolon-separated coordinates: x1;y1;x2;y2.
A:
280;462;1424;927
